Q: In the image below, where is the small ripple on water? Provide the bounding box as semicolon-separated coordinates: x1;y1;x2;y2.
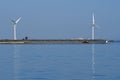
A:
72;79;81;80
31;78;48;79
92;74;108;80
94;74;106;77
18;77;48;80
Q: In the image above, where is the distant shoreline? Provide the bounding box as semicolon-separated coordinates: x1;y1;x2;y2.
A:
0;39;113;44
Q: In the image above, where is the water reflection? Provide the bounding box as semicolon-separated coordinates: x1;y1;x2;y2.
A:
92;44;96;80
14;45;21;80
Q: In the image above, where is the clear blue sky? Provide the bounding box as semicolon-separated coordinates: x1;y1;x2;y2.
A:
0;0;119;40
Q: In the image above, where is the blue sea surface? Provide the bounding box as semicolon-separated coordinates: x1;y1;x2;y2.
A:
0;43;120;80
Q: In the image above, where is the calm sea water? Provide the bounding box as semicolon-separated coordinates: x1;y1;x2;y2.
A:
0;43;120;80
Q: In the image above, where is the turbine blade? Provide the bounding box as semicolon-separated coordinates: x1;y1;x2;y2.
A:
92;13;95;25
96;25;101;29
15;17;21;23
10;19;16;24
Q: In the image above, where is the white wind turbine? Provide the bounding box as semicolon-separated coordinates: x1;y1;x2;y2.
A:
92;13;95;40
11;17;21;40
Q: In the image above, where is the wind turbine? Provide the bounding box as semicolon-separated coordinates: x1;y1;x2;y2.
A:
92;13;95;40
11;17;21;40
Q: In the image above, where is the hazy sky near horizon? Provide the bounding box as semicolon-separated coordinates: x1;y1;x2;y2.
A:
0;0;120;40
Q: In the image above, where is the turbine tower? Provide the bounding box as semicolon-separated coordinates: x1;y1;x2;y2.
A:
92;13;95;40
11;17;21;40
